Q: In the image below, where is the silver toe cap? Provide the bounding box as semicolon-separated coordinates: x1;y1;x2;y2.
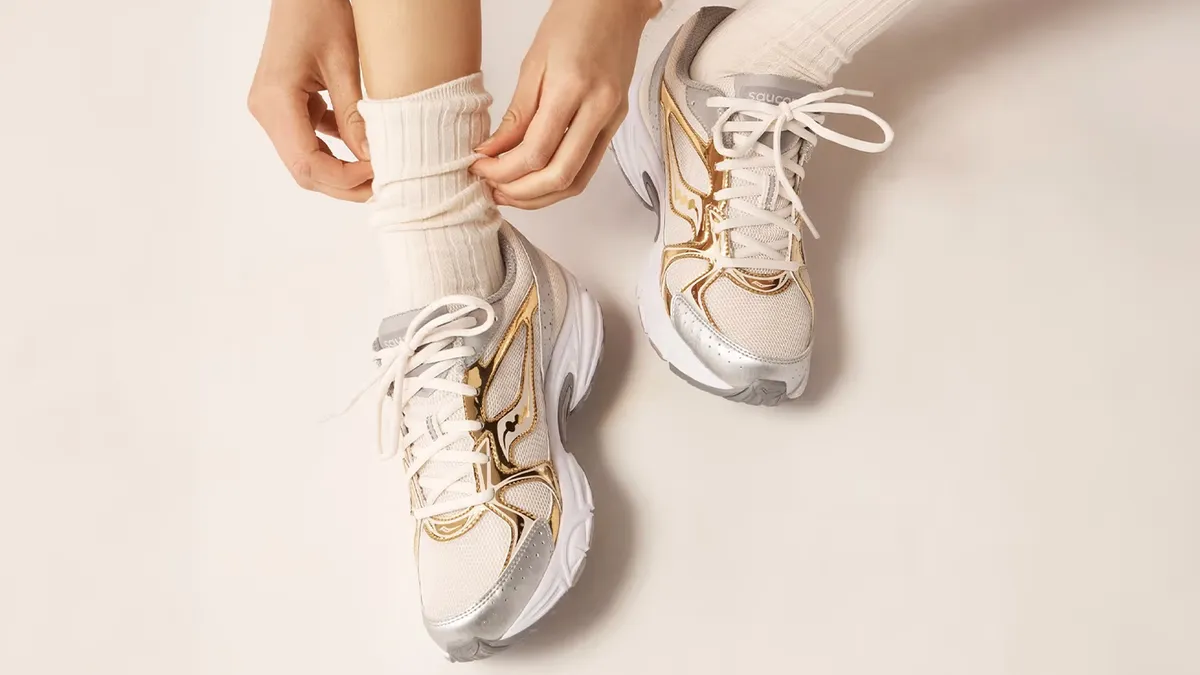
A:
423;520;555;661
670;294;810;398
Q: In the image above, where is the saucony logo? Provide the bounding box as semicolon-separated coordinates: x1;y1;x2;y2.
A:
746;91;795;105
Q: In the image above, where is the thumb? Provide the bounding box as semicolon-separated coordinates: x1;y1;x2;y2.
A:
476;67;542;156
328;67;369;161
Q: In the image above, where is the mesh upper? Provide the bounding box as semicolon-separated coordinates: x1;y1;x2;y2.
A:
499;481;555;521
542;251;569;348
418;511;511;621
702;275;811;361
672;118;713;195
665;257;711;295
663;116;712;246
483;324;526;419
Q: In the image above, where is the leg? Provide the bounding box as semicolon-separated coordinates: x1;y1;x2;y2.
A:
352;0;503;314
692;0;922;86
349;5;603;662
354;0;482;98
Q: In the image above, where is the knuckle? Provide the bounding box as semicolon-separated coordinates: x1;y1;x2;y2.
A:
550;170;573;191
289;159;315;190
524;148;551;172
322;49;356;76
595;82;622;108
561;75;589;98
518;56;542;78
246;89;265;118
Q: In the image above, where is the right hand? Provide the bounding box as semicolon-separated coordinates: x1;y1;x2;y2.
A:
471;0;659;209
248;0;373;202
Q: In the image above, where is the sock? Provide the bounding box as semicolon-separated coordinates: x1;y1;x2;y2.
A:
357;73;505;315
691;0;920;87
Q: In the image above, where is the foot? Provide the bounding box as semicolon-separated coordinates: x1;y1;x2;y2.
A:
612;6;894;405
368;223;603;660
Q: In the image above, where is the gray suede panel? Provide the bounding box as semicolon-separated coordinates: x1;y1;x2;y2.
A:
672;6;734;134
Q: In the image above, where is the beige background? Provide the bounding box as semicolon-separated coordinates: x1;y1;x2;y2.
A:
3;0;1200;673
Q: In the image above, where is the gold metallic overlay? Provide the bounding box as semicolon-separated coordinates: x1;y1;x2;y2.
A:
657;82;806;325
421;285;562;565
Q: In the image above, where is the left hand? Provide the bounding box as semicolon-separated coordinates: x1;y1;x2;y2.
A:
248;0;372;202
471;0;659;209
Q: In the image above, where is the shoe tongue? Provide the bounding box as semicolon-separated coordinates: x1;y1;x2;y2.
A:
375;303;490;355
406;370;477;515
375;306;479;513
715;74;824;270
730;73;823;107
717;72;825;181
375;306;440;350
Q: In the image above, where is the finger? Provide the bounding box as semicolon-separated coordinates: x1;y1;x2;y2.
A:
311;182;373;203
307;137;372;202
474;66;543;158
471;89;581;184
493;98;615;201
496;115;620;210
325;61;369;160
252;86;373;191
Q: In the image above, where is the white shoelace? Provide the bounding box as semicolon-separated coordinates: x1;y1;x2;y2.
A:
356;296;497;520
706;88;895;272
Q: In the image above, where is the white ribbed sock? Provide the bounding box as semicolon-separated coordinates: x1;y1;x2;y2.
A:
357;73;505;315
692;0;919;87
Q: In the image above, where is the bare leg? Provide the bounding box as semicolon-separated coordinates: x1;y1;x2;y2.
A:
353;0;483;98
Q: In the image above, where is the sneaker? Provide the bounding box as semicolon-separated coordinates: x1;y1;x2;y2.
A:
612;6;894;405
367;223;603;661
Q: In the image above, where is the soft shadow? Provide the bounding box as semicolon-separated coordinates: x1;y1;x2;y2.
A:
794;0;1136;403
500;281;639;658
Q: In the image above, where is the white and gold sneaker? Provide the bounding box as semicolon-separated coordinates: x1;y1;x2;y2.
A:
612;6;894;405
368;223;602;660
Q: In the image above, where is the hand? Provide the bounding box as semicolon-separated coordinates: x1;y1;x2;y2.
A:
471;0;659;209
248;0;373;202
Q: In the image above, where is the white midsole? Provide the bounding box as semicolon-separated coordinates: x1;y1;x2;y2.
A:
615;73;734;392
501;268;602;639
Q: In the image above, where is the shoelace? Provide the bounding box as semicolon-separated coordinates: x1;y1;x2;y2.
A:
351;295;497;520
706;88;895;272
